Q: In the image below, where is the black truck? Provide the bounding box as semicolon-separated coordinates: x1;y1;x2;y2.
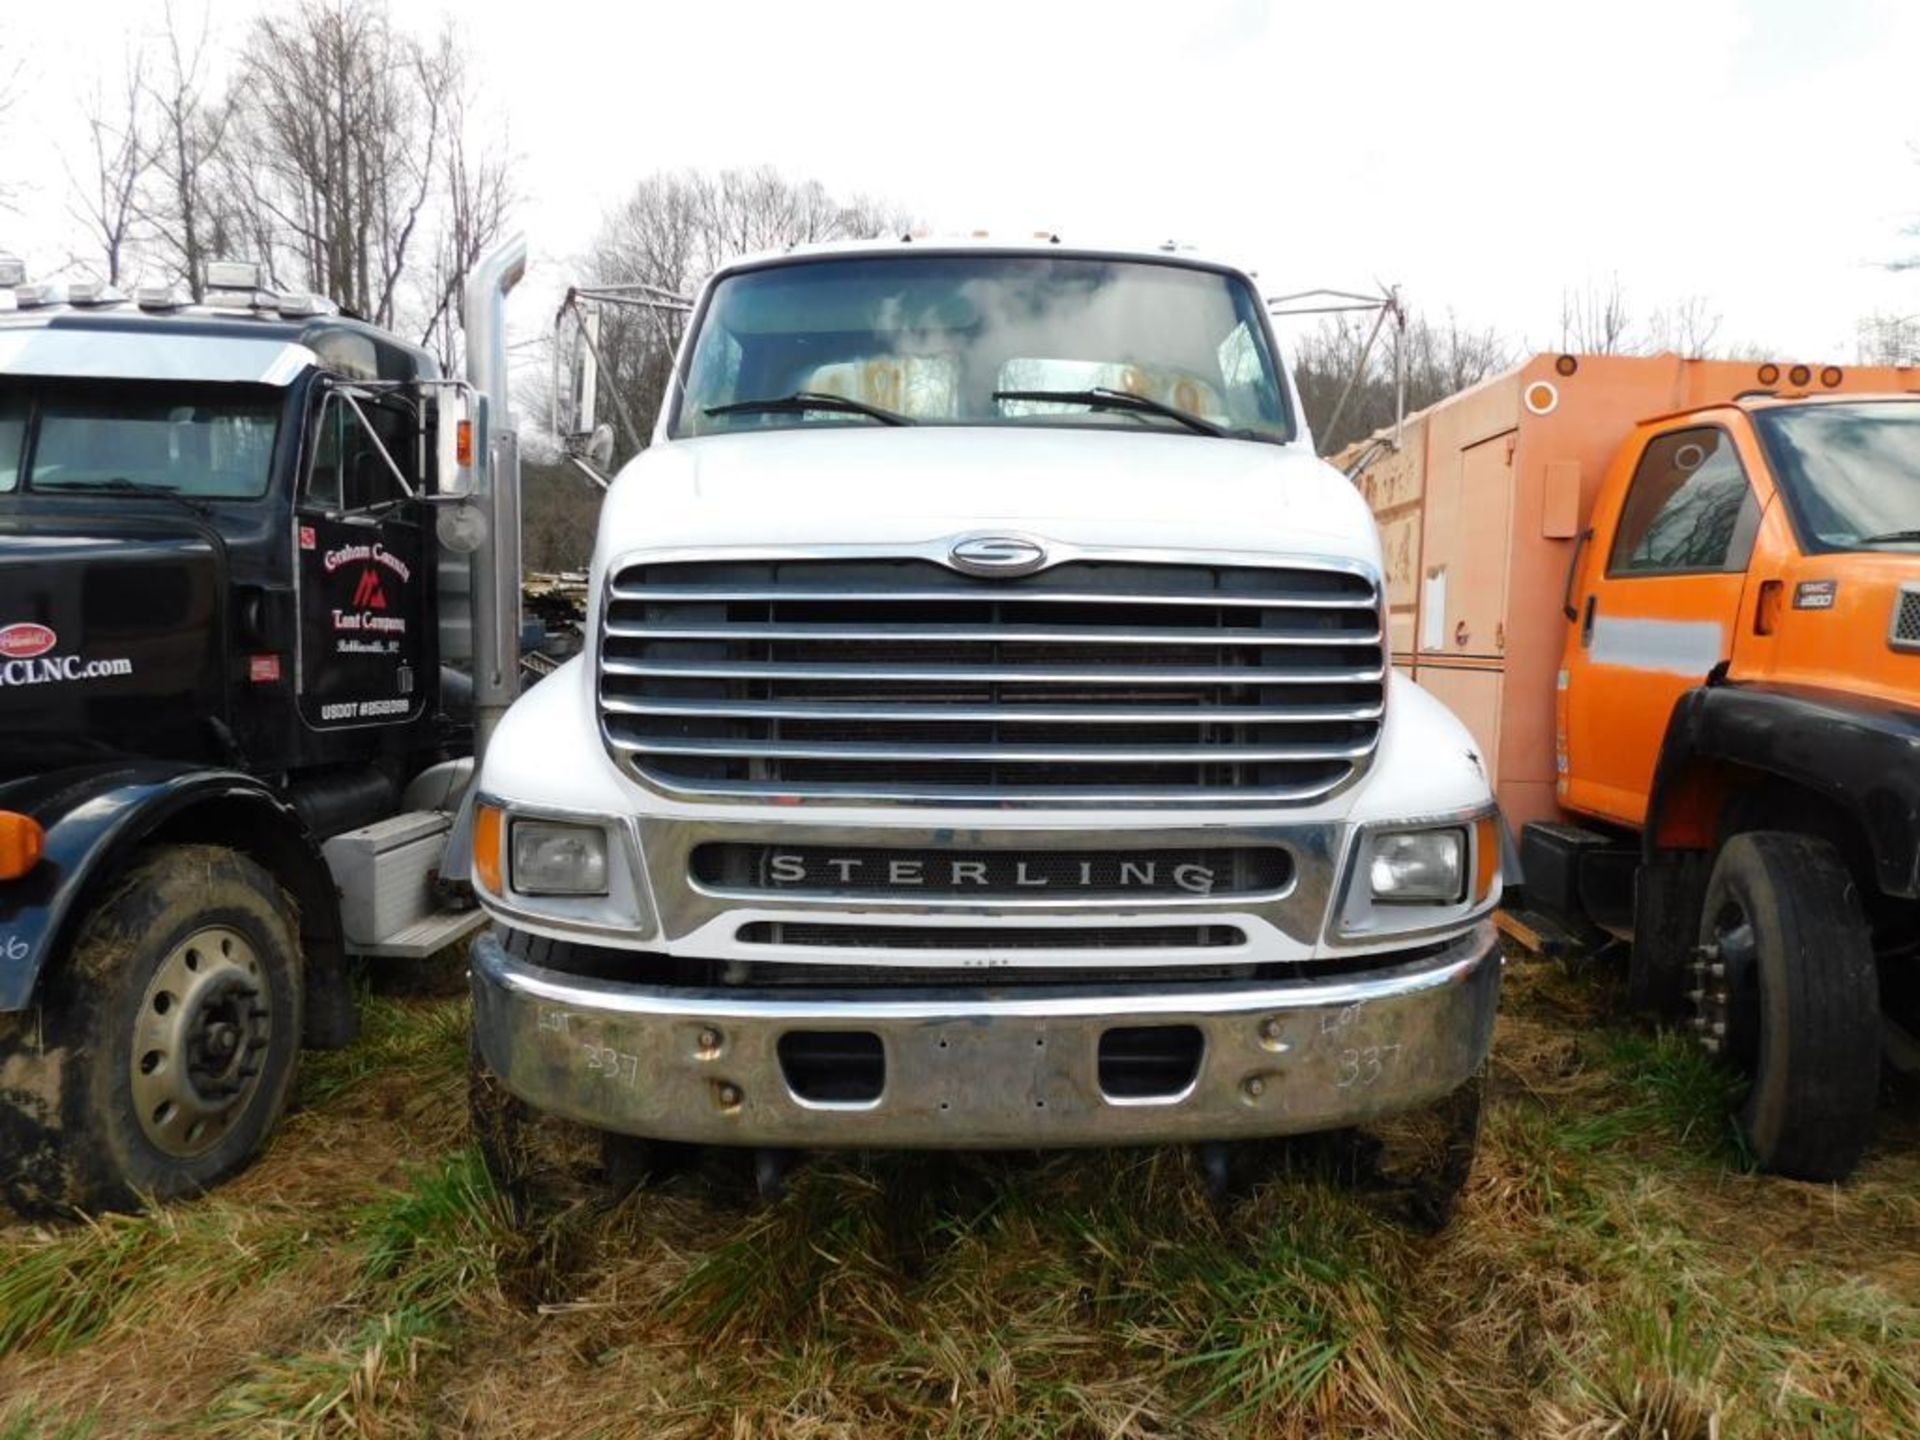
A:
0;245;527;1215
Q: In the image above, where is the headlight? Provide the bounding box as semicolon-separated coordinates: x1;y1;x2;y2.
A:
1368;828;1465;904
511;819;610;896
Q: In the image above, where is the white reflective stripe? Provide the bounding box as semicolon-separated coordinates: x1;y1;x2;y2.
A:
0;329;319;385
1588;616;1725;675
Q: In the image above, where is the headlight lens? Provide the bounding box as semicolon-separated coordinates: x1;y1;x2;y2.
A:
511;820;610;896
1368;828;1465;904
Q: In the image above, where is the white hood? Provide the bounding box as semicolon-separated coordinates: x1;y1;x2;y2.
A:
592;426;1382;571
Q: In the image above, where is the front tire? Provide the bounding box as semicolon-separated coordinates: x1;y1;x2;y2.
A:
0;845;302;1217
472;928;690;1226
1695;831;1880;1180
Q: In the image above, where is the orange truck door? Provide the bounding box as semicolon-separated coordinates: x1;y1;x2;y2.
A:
1561;424;1763;825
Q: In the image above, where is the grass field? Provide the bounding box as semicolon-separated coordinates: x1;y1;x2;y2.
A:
2;947;1917;1439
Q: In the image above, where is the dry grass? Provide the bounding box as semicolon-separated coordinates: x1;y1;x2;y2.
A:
2;950;1916;1439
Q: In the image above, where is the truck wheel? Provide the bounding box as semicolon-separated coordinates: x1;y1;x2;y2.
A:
471;927;696;1225
1629;849;1711;1017
0;845;302;1217
470;1039;671;1225
1694;832;1881;1181
1350;1066;1486;1232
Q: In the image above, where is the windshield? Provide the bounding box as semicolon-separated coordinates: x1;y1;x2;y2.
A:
670;254;1293;442
0;381;282;499
1755;400;1920;551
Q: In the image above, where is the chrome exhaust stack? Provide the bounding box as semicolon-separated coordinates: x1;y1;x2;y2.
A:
464;234;528;764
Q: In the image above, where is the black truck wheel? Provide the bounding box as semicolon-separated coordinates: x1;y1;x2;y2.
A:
1629;849;1711;1017
472;928;688;1225
1216;1068;1485;1233
1694;832;1880;1181
0;845;302;1217
1349;1066;1486;1232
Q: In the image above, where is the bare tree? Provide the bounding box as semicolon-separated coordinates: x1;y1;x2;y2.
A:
1559;275;1634;355
417;68;512;369
1858;312;1920;366
143;5;233;298
66;55;151;285
1643;295;1723;358
224;0;456;325
0;50;22;215
574;167;908;467
1293;309;1510;454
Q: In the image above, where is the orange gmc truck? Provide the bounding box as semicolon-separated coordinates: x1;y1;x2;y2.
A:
1344;353;1920;1180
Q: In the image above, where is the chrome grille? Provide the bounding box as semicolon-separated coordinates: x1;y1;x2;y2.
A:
598;556;1386;803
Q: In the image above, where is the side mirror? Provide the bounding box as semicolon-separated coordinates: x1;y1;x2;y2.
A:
586;422;614;469
553;306;601;456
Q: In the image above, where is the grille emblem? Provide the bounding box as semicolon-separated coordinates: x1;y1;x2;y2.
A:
948;533;1048;576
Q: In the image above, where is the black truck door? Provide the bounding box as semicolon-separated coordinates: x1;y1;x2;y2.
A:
295;388;429;731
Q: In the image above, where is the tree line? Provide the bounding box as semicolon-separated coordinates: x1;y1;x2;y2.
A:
23;0;509;368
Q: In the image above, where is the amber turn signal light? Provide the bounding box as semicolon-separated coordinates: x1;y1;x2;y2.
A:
455;419;473;467
1473;815;1501;904
473;803;504;895
0;811;46;881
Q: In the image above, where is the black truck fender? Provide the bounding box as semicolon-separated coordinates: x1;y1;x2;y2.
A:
1646;682;1920;901
0;762;356;1046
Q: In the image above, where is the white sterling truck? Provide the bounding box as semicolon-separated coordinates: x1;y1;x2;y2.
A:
464;238;1506;1225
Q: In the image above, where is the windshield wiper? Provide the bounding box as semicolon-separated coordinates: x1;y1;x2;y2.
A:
704;391;914;426
1854;529;1920;545
991;386;1228;438
36;477;210;515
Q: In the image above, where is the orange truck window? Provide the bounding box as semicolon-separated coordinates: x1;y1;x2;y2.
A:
1608;427;1761;577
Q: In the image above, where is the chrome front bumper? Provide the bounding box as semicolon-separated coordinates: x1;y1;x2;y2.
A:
469;922;1500;1149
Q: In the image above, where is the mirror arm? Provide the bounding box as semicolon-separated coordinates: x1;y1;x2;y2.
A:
566;455;612;491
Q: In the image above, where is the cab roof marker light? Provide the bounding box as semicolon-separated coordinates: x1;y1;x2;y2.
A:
1788;364;1812;388
0;254;25;287
275;292;335;318
135;283;186;310
1821;366;1843;388
204;259;265;291
11;282;54;309
66;280;115;306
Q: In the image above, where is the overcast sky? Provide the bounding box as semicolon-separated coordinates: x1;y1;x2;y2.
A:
5;0;1919;371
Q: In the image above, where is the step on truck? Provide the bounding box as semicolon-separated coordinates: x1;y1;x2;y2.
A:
1343;352;1920;1180
464;237;1508;1224
0;241;529;1214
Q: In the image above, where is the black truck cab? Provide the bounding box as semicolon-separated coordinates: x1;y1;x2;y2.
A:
0;268;505;1216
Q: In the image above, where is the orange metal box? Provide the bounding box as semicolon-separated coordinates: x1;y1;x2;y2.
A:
1340;354;1920;829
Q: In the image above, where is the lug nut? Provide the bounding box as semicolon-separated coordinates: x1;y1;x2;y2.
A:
697;1028;721;1051
1709;963;1726;980
1259;1018;1283;1043
1710;1021;1727;1038
1243;1076;1265;1098
716;1082;742;1107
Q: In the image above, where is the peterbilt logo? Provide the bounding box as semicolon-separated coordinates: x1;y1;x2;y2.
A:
769;853;1217;894
0;623;56;660
948;533;1049;576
